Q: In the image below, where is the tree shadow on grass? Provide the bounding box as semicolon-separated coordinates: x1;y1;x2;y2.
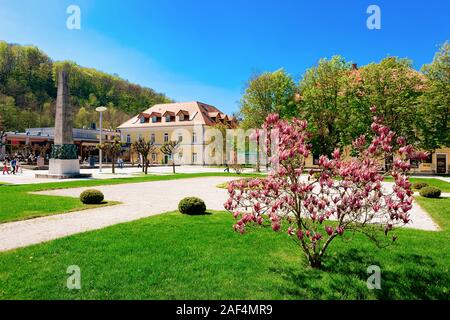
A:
182;211;213;216
272;248;449;300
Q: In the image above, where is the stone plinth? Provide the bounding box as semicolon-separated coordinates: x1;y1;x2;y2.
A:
48;159;81;175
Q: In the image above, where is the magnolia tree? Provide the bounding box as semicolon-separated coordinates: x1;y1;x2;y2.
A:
224;108;427;268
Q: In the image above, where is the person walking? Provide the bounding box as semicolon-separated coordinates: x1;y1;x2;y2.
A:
224;161;230;173
2;159;10;175
10;158;17;175
15;158;22;174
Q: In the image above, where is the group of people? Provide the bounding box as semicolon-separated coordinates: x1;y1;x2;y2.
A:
2;156;23;175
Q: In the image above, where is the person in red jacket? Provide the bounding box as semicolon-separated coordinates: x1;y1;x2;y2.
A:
2;158;10;175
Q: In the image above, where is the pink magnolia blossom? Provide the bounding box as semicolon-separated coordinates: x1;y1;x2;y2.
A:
225;108;420;268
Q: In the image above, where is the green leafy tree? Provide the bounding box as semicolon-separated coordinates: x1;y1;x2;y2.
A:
358;57;425;145
132;138;156;174
75;106;91;129
298;56;352;157
239;69;296;171
418;42;450;151
160;140;180;174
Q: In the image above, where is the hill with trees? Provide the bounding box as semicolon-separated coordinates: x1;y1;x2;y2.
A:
0;41;172;131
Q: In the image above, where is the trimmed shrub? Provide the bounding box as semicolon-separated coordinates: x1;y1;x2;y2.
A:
412;182;428;190
80;189;104;204
178;197;206;215
419;186;441;198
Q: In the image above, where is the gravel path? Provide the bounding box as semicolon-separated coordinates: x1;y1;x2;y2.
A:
0;177;440;252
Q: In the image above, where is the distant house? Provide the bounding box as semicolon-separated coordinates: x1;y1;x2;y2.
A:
117;101;237;165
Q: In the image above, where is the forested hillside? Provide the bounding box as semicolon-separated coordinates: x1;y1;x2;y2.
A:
0;41;172;131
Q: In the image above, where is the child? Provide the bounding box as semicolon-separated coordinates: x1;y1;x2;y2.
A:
2;159;10;175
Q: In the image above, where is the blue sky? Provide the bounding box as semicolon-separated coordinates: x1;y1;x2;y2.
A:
0;0;448;114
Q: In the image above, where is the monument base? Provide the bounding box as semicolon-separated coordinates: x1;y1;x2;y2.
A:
35;159;92;179
48;159;80;175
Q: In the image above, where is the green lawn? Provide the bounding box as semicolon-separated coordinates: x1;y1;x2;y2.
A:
0;200;449;299
0;172;260;224
0;173;448;299
385;177;450;192
415;196;450;230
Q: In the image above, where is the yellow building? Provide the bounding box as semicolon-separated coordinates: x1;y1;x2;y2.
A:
304;147;450;175
117;101;237;165
411;148;449;174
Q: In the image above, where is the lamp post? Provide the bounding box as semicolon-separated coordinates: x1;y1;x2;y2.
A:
96;106;107;172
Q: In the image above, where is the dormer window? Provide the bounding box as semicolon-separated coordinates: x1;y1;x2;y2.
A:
152;116;158;123
177;110;189;121
166;115;171;122
138;113;150;123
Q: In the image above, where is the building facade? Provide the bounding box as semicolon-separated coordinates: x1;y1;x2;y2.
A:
117;101;237;165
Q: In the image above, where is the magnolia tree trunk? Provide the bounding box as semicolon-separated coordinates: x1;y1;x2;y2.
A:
172;158;176;174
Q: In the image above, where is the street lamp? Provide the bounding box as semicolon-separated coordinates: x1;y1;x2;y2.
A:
96;106;107;172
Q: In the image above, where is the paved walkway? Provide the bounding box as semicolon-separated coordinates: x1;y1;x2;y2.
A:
0;177;441;252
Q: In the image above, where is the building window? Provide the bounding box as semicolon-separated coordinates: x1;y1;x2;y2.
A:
424;153;433;164
150;133;155;143
179;114;185;121
178;133;183;143
126;134;131;144
165;115;171;122
152;116;159;123
192;132;197;143
411;159;420;168
152;153;157;162
140;117;145;123
178;152;183;159
164;133;169;142
192;152;197;163
138;134;142;141
313;153;320;165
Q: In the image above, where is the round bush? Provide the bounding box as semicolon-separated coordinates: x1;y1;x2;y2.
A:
80;189;104;204
178;197;206;215
419;186;441;198
413;182;428;190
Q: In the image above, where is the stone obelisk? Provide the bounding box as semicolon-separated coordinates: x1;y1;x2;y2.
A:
47;69;81;177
